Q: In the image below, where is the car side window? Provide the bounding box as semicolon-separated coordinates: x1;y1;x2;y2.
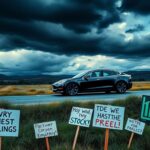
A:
87;71;102;78
103;70;118;76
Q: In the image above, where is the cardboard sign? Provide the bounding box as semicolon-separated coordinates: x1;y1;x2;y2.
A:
93;104;125;130
34;121;58;139
140;95;150;124
125;118;145;135
69;107;93;127
0;109;20;137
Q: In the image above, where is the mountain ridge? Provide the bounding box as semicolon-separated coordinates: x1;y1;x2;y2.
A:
0;70;150;84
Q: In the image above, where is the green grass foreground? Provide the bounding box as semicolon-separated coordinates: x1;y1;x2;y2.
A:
0;96;150;150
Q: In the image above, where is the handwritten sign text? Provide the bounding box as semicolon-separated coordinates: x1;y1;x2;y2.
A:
125;118;145;135
34;121;58;139
69;107;93;127
0;109;20;137
93;104;125;130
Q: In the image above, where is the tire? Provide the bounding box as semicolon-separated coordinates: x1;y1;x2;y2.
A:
105;90;111;94
65;83;79;96
61;92;67;96
115;81;127;93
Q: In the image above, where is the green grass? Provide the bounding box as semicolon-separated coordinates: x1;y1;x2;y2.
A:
0;96;150;150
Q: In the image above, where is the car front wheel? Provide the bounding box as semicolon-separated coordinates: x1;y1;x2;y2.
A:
65;83;79;96
115;81;127;93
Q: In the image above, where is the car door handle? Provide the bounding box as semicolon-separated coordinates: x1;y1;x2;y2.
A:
97;79;100;80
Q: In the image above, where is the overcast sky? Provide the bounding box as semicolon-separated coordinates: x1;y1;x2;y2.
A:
0;0;150;75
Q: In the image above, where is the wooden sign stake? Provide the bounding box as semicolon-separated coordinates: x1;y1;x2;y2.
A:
0;108;2;150
104;128;109;150
0;137;2;150
127;132;134;149
72;126;80;150
45;137;50;150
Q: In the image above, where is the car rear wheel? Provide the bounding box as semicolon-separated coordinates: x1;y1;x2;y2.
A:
66;83;79;96
115;81;127;93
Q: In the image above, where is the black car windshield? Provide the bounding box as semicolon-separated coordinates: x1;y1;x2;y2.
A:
73;71;88;78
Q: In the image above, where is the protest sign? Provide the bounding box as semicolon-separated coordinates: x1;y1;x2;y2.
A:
93;104;125;130
69;107;93;150
93;104;125;150
34;121;58;139
0;109;20;137
34;121;58;150
69;107;93;127
140;95;150;124
125;118;145;149
125;118;145;135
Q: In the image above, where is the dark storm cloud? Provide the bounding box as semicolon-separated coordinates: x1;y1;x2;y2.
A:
0;0;149;59
121;0;150;14
0;62;5;69
126;24;145;33
0;16;104;55
0;51;71;75
24;52;69;72
0;0;120;33
0;0;123;55
96;31;150;58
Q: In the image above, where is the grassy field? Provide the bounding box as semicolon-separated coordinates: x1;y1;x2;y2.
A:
131;82;150;90
0;82;150;96
0;84;53;96
0;96;149;150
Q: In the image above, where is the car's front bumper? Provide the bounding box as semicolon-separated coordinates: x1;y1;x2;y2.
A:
52;85;65;93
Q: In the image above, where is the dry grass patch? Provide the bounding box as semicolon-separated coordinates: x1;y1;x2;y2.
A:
0;82;150;96
0;85;53;96
131;81;150;90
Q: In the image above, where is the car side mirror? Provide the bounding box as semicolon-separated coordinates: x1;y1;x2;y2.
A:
83;75;90;80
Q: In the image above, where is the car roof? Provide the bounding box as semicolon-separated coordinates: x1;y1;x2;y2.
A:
87;69;119;72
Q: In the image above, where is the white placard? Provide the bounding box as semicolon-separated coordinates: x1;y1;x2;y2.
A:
93;104;125;130
69;107;93;127
125;118;145;135
34;121;58;139
0;109;20;137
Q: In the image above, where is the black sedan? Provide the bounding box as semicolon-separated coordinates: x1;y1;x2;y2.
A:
52;69;132;96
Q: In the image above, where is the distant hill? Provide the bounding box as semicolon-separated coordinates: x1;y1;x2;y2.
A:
0;70;150;85
124;70;150;81
0;74;7;78
0;74;73;85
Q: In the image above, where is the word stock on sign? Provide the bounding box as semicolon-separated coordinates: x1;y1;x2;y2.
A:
69;107;93;127
125;118;145;135
140;95;150;124
93;104;125;130
0;109;20;137
34;121;58;139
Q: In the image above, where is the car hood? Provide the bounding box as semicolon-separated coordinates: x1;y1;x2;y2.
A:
52;78;72;85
